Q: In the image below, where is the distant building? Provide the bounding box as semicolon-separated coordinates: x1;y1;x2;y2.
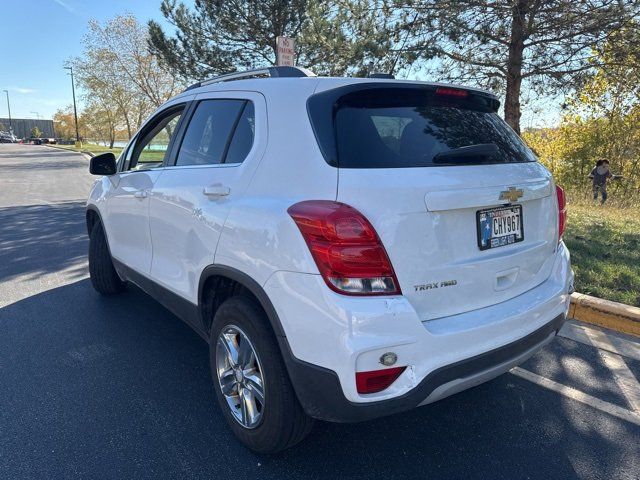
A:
0;118;55;139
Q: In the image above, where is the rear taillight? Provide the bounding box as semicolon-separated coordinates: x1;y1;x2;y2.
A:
287;200;401;295
556;185;567;242
356;367;406;394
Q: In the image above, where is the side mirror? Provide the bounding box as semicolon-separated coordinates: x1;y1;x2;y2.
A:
89;152;117;176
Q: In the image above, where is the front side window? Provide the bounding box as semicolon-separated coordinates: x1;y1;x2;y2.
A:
128;108;183;171
175;99;254;166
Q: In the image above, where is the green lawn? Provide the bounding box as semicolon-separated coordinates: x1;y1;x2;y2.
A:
54;143;170;163
564;203;640;306
55;143;124;157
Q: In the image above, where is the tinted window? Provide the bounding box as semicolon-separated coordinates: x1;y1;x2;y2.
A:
176;99;246;166
129;108;183;171
332;88;536;168
225;102;255;164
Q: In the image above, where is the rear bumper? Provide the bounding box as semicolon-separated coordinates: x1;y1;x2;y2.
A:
284;313;565;422
265;242;572;422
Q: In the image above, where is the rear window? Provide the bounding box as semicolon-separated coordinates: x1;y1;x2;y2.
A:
312;87;537;168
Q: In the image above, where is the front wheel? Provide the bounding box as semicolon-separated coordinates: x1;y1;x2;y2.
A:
88;221;125;295
210;296;314;453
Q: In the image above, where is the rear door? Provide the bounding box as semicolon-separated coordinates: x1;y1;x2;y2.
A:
311;85;558;321
148;91;266;305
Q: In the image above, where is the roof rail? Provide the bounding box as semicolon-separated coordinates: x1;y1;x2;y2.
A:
368;73;394;79
184;66;317;92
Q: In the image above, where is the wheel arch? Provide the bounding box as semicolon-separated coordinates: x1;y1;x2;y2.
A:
85;204;102;236
198;265;287;340
197;264;325;418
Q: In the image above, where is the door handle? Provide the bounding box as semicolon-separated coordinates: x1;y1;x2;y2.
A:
203;184;230;197
133;190;148;199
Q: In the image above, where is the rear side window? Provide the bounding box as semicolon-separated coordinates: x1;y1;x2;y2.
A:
225;102;255;164
175;99;252;166
311;87;536;168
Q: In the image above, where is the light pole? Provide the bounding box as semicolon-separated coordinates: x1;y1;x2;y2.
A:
30;111;41;119
64;66;80;147
2;89;11;135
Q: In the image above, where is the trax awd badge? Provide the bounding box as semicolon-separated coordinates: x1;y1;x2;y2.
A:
499;186;524;203
414;280;457;292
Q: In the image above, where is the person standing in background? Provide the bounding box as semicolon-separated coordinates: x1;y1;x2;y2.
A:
589;160;621;205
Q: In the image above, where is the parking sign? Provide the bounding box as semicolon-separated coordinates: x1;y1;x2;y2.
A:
276;36;295;66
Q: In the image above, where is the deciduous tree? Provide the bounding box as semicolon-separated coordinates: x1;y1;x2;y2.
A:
87;15;181;108
69;14;180;141
82;100;120;148
53;106;81;140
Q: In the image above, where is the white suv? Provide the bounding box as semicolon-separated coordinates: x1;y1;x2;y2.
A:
86;66;573;453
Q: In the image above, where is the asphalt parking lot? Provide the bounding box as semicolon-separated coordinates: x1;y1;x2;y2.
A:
1;144;639;480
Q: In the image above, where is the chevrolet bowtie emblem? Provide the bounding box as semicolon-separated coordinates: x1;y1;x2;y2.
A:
499;186;524;203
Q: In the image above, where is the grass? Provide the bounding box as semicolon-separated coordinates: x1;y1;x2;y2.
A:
564;201;640;306
53;143;169;163
54;143;124;157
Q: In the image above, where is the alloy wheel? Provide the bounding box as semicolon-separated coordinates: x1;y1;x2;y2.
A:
215;324;265;429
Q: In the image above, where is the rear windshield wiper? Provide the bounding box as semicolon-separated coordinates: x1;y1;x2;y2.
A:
432;143;500;164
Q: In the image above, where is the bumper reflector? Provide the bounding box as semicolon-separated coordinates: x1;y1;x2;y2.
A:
356;366;406;394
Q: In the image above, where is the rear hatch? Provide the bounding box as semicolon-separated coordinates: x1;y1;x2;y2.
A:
308;84;559;321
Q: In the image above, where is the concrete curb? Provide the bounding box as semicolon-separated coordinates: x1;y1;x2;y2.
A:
570;292;640;337
44;144;95;158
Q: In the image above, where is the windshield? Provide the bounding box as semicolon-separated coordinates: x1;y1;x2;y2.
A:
333;88;537;168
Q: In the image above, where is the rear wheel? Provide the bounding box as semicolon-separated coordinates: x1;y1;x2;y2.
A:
89;221;125;295
210;296;314;453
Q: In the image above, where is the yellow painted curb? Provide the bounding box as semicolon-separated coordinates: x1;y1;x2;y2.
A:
570;292;640;337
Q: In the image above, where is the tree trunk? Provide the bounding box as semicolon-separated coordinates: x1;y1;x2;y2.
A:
504;0;527;135
109;123;115;149
123;113;132;139
108;115;116;149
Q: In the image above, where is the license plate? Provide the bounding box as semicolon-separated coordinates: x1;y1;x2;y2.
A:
476;205;524;251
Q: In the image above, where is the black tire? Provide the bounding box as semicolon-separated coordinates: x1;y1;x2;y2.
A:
209;296;314;453
89;221;125;295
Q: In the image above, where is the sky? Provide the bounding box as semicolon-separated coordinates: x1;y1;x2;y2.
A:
0;0;175;120
0;0;561;127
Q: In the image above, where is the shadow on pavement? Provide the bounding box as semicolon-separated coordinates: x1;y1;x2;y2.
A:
0;148;80;160
1;279;637;480
0;160;86;172
0;201;88;283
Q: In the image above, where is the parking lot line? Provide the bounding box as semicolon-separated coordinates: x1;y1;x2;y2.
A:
511;367;640;426
598;349;640;413
558;320;640;412
559;320;640;361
